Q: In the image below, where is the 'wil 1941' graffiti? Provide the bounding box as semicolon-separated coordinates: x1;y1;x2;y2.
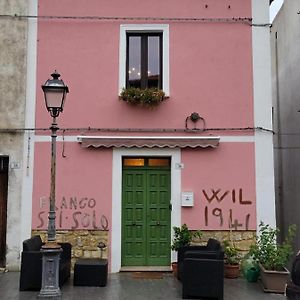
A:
202;188;253;230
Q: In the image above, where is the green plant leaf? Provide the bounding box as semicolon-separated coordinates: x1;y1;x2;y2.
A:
171;224;202;251
249;222;296;271
120;87;166;108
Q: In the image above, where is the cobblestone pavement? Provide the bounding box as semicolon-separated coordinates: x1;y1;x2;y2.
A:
0;271;287;300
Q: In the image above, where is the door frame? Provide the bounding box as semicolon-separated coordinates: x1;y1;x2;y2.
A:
0;156;8;267
112;148;181;272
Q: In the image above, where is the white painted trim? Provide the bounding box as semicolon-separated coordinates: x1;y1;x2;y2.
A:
35;135;78;142
119;24;170;96
219;136;255;142
252;0;276;229
111;148;181;273
20;0;38;247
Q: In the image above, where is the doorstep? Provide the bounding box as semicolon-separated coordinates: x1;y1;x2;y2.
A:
120;266;172;272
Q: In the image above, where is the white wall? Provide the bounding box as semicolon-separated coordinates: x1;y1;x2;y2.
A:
252;0;276;229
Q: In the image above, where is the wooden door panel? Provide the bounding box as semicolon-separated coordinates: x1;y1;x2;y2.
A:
146;170;170;266
122;167;170;267
122;170;147;266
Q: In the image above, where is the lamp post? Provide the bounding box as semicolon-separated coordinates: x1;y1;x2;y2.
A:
38;71;69;299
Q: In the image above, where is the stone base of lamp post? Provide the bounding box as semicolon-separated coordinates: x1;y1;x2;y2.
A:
38;243;62;299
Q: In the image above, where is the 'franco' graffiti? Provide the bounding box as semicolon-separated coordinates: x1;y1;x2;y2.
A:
202;188;253;230
36;196;109;230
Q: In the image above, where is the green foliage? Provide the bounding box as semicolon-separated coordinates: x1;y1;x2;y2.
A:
249;222;296;271
171;224;202;251
223;240;242;265
120;87;166;108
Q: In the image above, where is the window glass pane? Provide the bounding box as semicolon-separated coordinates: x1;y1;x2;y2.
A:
128;36;141;88
148;158;170;167
123;158;145;167
148;36;160;88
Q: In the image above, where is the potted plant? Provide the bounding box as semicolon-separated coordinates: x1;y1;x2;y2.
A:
223;240;242;278
171;224;202;276
120;87;166;108
249;222;297;293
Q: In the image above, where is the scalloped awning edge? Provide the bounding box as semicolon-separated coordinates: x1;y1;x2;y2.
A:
77;136;220;149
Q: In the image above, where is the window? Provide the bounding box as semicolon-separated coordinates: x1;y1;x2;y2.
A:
119;25;169;95
126;33;162;89
123;157;170;167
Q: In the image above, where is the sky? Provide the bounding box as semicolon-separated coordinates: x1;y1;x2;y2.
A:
270;0;284;22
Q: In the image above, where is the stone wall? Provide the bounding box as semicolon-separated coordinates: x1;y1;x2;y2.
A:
192;230;256;256
33;229;255;271
32;230;109;270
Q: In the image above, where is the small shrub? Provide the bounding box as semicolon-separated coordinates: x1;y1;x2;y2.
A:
120;87;166;108
171;224;202;251
249;222;296;271
223;240;241;265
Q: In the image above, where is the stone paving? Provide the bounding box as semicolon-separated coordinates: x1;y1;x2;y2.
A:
0;271;287;300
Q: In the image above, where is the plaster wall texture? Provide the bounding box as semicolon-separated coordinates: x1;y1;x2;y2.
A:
271;0;300;250
35;0;254;130
181;143;256;230
29;0;275;271
0;0;28;270
33;0;256;227
32;143;112;231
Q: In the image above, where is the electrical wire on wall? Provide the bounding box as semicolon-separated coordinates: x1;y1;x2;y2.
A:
0;14;271;27
0;126;274;134
0;125;274;159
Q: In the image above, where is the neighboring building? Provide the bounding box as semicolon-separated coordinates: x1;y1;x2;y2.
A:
17;0;276;272
0;0;32;270
271;0;300;251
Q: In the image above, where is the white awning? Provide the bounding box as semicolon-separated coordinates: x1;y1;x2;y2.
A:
77;136;220;149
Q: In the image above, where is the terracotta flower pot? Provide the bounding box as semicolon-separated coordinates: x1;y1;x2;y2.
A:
171;262;178;277
224;264;240;278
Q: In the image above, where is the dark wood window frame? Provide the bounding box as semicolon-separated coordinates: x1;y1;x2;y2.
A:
126;32;163;89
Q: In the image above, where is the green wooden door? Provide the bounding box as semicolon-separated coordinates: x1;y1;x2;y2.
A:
122;159;171;266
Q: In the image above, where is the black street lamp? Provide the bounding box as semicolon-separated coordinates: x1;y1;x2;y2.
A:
38;71;69;299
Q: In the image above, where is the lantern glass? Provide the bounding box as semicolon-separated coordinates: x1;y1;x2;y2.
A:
42;71;69;117
44;88;66;110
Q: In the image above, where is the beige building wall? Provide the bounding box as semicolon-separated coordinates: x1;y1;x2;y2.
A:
0;0;28;270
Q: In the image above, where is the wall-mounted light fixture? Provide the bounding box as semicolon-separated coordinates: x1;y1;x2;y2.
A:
185;112;206;131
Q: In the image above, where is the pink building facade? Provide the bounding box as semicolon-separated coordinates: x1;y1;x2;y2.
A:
21;0;275;272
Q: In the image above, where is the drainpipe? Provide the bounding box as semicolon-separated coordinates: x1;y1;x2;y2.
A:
275;30;285;243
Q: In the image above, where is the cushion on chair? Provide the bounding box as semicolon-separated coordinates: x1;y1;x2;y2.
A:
184;250;222;260
23;235;43;252
207;238;221;251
